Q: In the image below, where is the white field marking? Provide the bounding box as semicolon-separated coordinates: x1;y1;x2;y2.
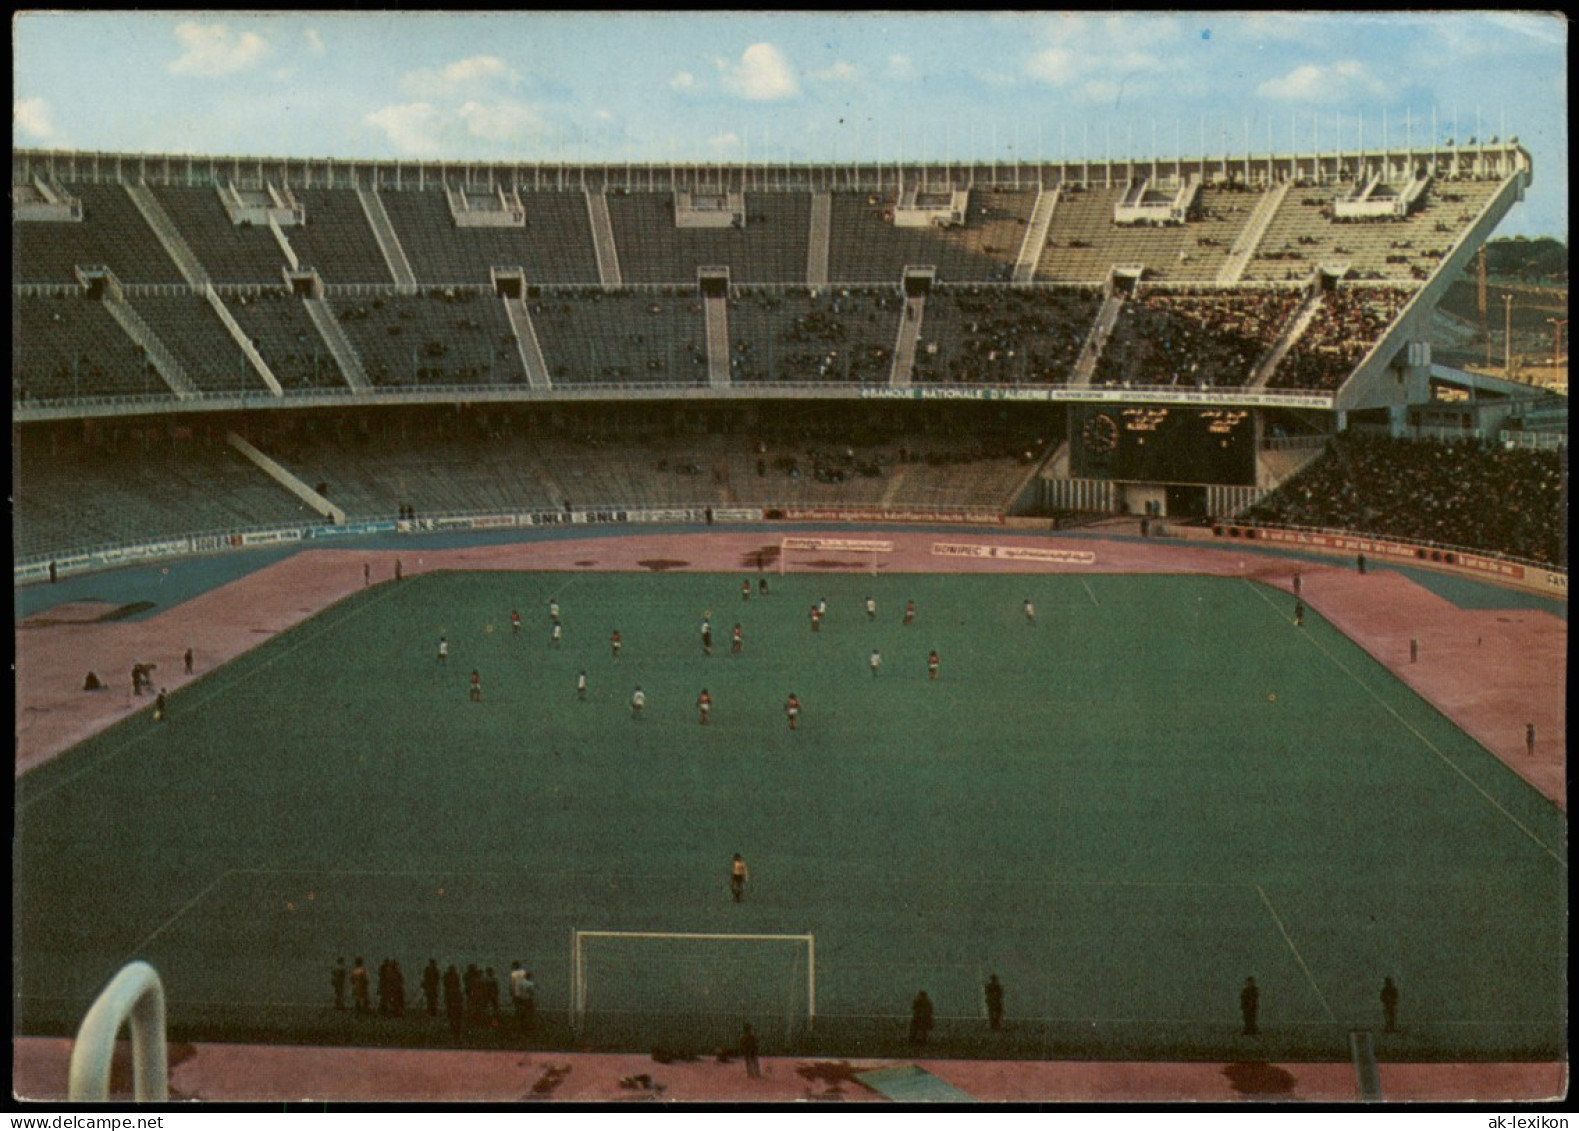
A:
1256;884;1338;1023
20;583;405;810
121;869;233;966
1082;578;1101;607
1243;579;1565;867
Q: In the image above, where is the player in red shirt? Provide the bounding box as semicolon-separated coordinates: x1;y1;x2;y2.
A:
742;579;752;602
904;600;917;626
611;630;622;658
732;623;744;655
511;610;522;636
809;606;822;633
697;689;713;725
928;650;940;680
785;693;801;730
469;670;482;702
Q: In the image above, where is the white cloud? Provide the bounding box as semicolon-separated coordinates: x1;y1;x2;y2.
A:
304;27;325;55
168;21;269;76
365;102;445;155
14;96;56;141
707;131;742;152
669;70;695;91
594;109;614;121
458;99;545;143
1082;79;1122;103
1257;60;1390;102
720;43;798;100
1026;47;1078;85
812;61;860;82
886;54;917;81
402;55;518;96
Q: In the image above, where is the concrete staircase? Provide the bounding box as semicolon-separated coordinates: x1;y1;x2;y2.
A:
103;294;199;400
888;294;926;386
1069;290;1126;388
806;192;832;286
502;298;554;390
585;191;623;288
356;189;417;288
704;294;731;387
124;183;209;286
205;286;283;396
1013;188;1059;283
303;297;372;390
227;432;346;523
1216;180;1290;285
1249;290;1324;389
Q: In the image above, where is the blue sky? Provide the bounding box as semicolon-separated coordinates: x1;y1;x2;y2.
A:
13;11;1568;238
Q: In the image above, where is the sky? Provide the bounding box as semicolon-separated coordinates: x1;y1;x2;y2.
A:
12;11;1569;238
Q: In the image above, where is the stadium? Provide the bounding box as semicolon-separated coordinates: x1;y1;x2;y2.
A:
11;125;1567;1105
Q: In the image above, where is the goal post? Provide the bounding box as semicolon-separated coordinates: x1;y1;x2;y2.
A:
571;930;815;1042
779;536;892;577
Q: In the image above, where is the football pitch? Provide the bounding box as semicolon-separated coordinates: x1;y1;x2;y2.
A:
14;569;1567;1061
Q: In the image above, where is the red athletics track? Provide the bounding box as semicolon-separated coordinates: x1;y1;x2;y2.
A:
13;527;1568;1104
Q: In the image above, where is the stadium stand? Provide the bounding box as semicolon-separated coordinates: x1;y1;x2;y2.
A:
605;192;809;284
14;184;185;285
1267;285;1414;391
288;190;396;284
1095;285;1304;388
1246;433;1565;565
222;289;350;393
825;190;1031;283
1036;183;1263;284
149;186;291;284
724;286;899;384
1241;177;1503;283
531;288;710;386
327;289;529;389
13;291;170;402
911;285;1105;385
377;189;601;285
124;293;274;396
13;425;319;558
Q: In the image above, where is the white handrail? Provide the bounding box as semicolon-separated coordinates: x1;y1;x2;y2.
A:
67;961;170;1103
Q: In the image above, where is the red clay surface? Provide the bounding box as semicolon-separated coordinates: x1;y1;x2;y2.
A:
11;1037;1569;1104
13;526;1567;1104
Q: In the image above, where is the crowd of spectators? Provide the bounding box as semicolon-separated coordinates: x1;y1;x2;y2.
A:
910;287;1102;386
727;287;897;383
1095;286;1303;388
1246;433;1564;565
1269;286;1412;391
530;286;708;384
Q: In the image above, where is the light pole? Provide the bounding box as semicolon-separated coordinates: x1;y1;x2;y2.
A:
1548;318;1567;368
1503;293;1514;379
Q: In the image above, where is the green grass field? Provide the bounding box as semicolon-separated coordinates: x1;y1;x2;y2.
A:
14;569;1567;1061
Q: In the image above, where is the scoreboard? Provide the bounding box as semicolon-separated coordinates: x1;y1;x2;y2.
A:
1070;404;1255;485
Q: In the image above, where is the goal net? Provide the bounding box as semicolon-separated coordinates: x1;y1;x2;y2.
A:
571;930;815;1043
779;536;892;577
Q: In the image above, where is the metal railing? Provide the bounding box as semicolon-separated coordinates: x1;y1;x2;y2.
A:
67;962;169;1103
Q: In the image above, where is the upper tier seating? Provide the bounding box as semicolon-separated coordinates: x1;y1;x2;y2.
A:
379;190;600;284
912;286;1104;385
14;184;184;284
1242;177;1502;283
606;192;809;284
150;186;290;284
825;190;1033;282
1036;183;1262;284
288;190;394;283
